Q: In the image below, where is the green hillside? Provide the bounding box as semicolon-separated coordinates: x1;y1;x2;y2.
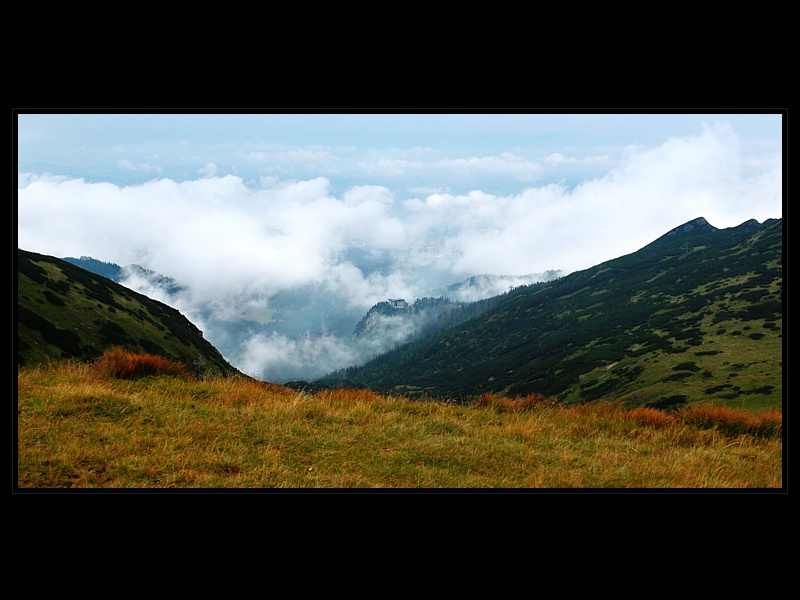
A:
16;249;242;379
326;217;783;411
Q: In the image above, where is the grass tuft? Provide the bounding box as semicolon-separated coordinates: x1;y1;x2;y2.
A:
92;347;192;380
678;403;782;438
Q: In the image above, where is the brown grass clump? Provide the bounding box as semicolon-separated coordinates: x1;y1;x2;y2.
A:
678;403;782;438
92;347;192;380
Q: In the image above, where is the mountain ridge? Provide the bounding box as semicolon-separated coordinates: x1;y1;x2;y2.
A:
317;217;783;410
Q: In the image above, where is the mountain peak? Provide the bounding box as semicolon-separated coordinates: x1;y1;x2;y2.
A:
643;217;718;250
664;217;716;237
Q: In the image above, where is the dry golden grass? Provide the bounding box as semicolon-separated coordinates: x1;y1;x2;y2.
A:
16;351;784;490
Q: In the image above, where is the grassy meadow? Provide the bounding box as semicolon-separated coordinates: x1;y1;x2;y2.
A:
16;350;783;490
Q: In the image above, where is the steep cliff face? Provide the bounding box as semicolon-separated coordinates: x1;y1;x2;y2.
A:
353;301;408;337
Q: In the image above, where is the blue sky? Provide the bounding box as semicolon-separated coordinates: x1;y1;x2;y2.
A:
15;110;785;380
17;112;783;197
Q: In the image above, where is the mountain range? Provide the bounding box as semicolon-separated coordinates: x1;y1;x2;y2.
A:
314;217;783;410
16;215;783;411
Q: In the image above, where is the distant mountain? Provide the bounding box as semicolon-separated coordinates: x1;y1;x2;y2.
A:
351;295;511;344
17;249;243;378
320;217;783;410
346;273;565;358
62;256;186;296
61;256;124;281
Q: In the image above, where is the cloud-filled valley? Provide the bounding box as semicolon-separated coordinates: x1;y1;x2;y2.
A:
17;115;783;382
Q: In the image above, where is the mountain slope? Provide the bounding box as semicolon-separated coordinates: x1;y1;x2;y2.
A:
328;217;783;410
16;249;242;378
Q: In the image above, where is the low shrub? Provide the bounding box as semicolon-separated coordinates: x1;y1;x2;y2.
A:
92;347;192;380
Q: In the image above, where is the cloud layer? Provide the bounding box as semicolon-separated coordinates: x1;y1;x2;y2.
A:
17;122;782;381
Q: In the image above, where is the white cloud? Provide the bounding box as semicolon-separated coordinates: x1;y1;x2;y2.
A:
342;185;394;206
358;152;544;185
198;162;218;178
244;146;338;163
236;332;363;382
544;152;612;166
117;159;163;173
438;153;544;180
17;172;73;187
